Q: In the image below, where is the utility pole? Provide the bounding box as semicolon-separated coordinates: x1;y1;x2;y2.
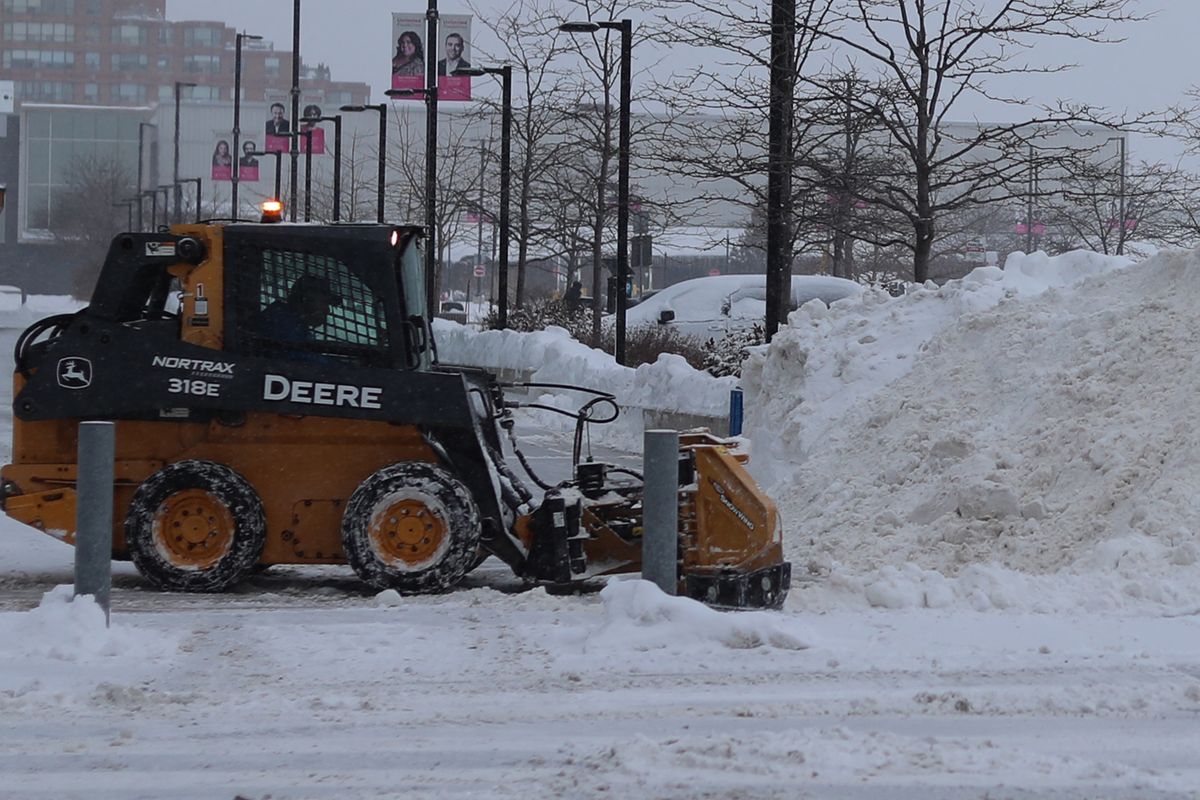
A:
425;0;440;318
765;0;795;340
289;0;301;222
477;140;486;302
1117;136;1127;256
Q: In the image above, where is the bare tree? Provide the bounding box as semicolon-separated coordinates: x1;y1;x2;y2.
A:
1049;154;1198;254
388;106;491;302
809;0;1155;281
469;0;582;309
307;131;385;224
653;0;837;275
49;156;135;296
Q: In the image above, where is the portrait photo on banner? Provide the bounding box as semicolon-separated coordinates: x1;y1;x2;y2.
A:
211;138;232;181
390;12;472;101
238;140;260;182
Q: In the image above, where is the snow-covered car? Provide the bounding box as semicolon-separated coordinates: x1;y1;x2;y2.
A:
624;274;863;339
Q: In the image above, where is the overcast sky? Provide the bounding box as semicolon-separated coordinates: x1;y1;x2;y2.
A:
167;0;1193;162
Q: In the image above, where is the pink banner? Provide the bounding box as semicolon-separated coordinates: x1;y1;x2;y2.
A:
238;162;260;183
298;126;326;155
211;139;233;181
265;133;289;154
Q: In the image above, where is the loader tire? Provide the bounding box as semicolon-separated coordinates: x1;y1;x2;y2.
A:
125;460;266;593
341;462;481;593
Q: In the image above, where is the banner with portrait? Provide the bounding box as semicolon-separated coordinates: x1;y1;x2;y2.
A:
390;13;473;102
237;138;261;182
211;138;233;181
262;96;329;154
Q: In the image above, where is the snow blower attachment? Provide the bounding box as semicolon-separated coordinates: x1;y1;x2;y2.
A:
1;223;790;609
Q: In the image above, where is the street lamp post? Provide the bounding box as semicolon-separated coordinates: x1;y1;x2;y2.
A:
385;87;436;317
137;122;156;231
179;178;202;223
1106;135;1128;256
308;115;342;221
559;19;633;365
289;0;302;222
301;128;313;221
1026;144;1037;254
113;200;135;230
142;189;158;230
233;32;263;221
157;185;175;228
339;104;388;223
251;150;284;200
454;65;513;328
173;81;197;225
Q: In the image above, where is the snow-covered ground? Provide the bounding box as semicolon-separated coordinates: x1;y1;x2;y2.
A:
4;250;1200;798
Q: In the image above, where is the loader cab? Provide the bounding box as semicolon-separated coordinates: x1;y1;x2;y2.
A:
220;223;433;370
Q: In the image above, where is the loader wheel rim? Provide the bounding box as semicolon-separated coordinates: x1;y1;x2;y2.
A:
152;489;236;569
368;493;450;570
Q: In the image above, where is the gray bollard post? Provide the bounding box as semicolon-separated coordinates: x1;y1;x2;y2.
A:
642;428;679;595
75;421;115;626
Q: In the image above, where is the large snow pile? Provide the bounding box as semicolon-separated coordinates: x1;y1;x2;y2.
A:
741;248;1200;612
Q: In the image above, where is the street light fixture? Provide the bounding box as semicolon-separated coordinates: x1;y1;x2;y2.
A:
232;32;263;221
454;65;514;329
113;199;136;230
558;18;633;365
340;104;388;223
305;114;343;221
250;150;284;200
173;81;197;224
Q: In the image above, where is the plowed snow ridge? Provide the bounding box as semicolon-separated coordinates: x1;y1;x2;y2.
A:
743;248;1200;612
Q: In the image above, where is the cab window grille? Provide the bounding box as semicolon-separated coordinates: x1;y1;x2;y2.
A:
258;249;388;351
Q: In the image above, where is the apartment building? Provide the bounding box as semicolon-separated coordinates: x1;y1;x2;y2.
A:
1;0;368;108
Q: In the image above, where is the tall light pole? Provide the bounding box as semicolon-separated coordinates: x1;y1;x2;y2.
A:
339;104;387;223
1106;135;1128;256
137;121;156;230
309;114;342;221
386;87;436;317
764;0;794;341
232;31;263;221
142;189;158;230
455;65;513;329
289;0;302;222
1026;144;1037;254
173;81;197;225
157;184;175;228
113;200;136;231
559;19;632;365
179;178;202;223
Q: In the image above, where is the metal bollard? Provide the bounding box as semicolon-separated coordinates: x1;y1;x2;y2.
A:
729;388;744;436
642;429;679;595
75;421;115;626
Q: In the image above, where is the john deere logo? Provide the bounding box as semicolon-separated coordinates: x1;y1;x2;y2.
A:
56;357;92;389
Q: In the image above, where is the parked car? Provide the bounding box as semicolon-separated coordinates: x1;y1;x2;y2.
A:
623;274;863;339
